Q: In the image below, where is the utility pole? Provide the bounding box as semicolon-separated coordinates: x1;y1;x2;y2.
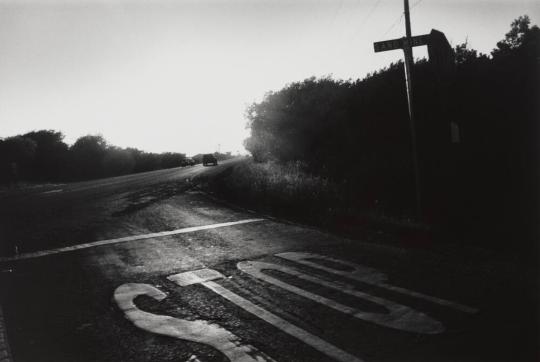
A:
374;6;457;221
373;1;423;219
402;0;422;219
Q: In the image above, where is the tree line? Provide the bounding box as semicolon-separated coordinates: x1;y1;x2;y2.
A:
0;132;193;183
244;16;539;246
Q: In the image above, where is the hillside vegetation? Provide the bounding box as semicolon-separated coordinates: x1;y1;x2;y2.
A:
0;131;235;183
213;16;540;251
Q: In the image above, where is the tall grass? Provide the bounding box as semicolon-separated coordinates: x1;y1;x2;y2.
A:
225;160;338;212
205;159;418;233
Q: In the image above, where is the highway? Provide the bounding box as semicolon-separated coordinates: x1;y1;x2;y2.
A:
0;159;537;361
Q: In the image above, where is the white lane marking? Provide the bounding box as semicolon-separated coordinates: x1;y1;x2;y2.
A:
0;219;265;263
41;189;63;194
203;281;363;362
237;261;444;334
278;252;388;283
0;305;13;362
114;283;275;362
167;270;362;362
168;268;225;287
276;252;478;314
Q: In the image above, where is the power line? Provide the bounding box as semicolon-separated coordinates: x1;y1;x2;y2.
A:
381;12;404;38
331;0;346;27
359;0;384;31
380;0;424;39
411;0;425;10
350;0;384;40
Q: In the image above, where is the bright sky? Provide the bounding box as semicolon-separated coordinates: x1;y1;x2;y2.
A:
0;0;538;155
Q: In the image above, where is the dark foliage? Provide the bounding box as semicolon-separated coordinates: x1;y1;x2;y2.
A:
0;131;190;183
0;136;37;182
23;130;69;181
244;16;539;248
70;135;109;180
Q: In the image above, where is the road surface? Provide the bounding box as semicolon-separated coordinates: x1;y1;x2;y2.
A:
0;159;537;361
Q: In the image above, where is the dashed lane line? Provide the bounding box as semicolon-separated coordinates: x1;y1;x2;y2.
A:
0;218;265;263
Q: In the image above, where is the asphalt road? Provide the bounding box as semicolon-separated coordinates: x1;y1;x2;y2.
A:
0;159;537;361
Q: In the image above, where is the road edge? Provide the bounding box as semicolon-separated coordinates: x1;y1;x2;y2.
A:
0;305;13;362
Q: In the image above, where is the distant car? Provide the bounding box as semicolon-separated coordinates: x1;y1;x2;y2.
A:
202;154;218;166
182;157;195;166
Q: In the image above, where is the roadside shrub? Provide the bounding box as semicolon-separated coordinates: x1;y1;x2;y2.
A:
203;158;422;239
215;160;337;217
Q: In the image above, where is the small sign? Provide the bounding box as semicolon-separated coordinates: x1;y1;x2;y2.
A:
373;37;403;53
408;34;430;48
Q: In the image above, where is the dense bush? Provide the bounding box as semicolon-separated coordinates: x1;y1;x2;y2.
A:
219;160;339;214
0;136;37;182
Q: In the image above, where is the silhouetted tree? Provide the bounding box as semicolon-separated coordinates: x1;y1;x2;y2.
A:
23;130;69;181
245;65;412;212
0;130;197;182
455;41;488;65
70;135;108;180
0;136;36;183
492;15;538;57
132;151;161;172
102;147;135;176
160;152;186;169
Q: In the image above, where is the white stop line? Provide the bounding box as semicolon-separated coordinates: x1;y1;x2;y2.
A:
0;219;265;263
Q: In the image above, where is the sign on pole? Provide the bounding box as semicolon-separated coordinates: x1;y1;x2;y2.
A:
372;0;429;219
373;34;430;53
373;37;403;52
373;25;456;220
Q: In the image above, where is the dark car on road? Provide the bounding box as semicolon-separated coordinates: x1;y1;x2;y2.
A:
202;154;218;166
181;157;195;167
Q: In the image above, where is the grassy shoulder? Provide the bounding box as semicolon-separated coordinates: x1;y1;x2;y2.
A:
197;158;431;247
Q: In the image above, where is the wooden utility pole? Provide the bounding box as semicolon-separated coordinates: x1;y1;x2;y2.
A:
373;0;423;219
402;0;422;219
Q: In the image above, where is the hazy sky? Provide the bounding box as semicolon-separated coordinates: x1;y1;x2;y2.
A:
0;0;538;155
